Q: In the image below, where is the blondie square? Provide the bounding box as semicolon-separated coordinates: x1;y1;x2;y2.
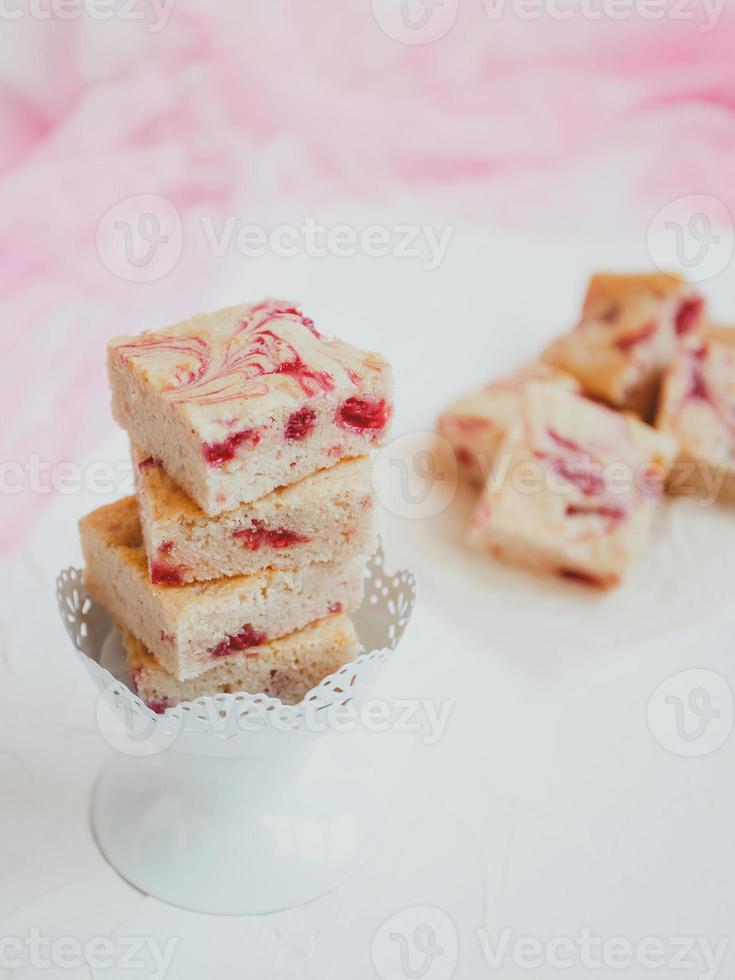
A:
79;497;366;680
108;299;393;514
125;613;361;711
706;324;735;348
468;383;679;586
542;272;705;418
133;447;375;584
437;362;581;486
656;339;735;503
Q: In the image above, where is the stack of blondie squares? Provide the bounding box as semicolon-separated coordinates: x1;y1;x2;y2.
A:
79;299;393;711
439;272;735;587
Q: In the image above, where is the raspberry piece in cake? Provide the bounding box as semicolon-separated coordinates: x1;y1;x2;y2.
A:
468;383;678;586
542;272;705;418
337;397;391;432
656;339;735;503
79;497;367;680
108;299;393;515
133;446;376;583
285;406;317;441
125;613;360;709
437;362;581;486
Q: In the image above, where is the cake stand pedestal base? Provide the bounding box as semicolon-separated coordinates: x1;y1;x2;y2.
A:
91;744;379;915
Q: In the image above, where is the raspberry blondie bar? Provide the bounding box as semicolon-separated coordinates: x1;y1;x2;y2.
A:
79;497;366;679
542;272;705;418
125;613;360;711
656;339;735;503
109;299;393;514
133;447;375;584
469;383;678;586
437;362;581;486
706;324;735;348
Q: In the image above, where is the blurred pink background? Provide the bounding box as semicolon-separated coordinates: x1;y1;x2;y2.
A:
3;0;735;549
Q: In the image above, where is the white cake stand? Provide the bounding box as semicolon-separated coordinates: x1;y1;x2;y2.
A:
56;545;416;915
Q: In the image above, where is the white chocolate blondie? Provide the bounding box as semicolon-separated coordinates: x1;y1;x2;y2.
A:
656;339;735;503
705;324;735;348
125;613;361;711
108;299;393;515
468;383;678;587
542;272;705;418
133;446;376;584
79;497;366;680
437;362;581;486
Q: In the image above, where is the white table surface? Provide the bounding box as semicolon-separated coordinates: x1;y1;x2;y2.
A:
3;221;735;979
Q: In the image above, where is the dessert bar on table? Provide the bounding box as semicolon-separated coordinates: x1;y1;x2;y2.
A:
468;383;678;587
437;362;581;486
80;497;366;680
542;272;705;418
133;446;375;584
705;324;735;348
79;300;392;711
124;614;361;712
656;337;735;503
108;298;392;513
435;270;733;588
